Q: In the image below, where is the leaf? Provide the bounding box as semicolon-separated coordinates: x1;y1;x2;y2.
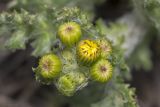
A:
5;28;27;50
91;81;138;107
134;0;160;32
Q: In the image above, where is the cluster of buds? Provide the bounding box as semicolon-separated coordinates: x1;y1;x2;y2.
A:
33;21;113;96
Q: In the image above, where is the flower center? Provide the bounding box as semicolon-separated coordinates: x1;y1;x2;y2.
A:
66;26;73;32
100;66;107;72
101;45;108;51
43;60;53;72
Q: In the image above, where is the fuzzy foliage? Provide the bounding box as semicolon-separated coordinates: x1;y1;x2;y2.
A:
133;0;160;32
0;5;138;107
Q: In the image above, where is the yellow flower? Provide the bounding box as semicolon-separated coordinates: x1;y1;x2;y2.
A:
77;40;100;65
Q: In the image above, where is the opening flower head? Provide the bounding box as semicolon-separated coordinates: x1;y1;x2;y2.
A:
77;40;100;65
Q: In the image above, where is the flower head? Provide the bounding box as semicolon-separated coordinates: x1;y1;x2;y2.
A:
90;59;113;82
34;54;62;84
77;40;100;65
58;22;82;47
96;38;112;58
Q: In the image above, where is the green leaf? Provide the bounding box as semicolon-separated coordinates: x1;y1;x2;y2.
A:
92;81;138;107
5;28;27;50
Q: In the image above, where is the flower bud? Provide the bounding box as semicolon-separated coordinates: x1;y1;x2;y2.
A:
57;74;76;96
58;22;82;47
56;71;86;96
90;59;113;83
33;54;62;84
96;38;112;58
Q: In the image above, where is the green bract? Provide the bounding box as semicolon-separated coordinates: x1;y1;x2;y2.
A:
34;54;62;84
58;22;82;47
90;59;113;83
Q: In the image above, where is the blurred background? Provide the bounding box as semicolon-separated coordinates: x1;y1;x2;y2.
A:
0;0;160;107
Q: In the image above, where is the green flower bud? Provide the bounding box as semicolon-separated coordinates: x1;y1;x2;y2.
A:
96;38;112;58
77;40;101;65
58;22;82;47
57;74;76;96
90;59;113;83
57;71;86;96
34;54;62;85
